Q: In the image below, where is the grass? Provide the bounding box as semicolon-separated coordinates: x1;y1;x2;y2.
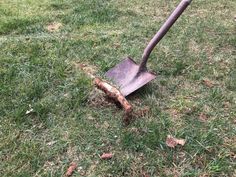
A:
0;0;236;176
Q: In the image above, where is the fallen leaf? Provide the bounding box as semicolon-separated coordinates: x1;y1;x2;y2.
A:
47;22;62;32
166;135;186;148
100;153;113;159
66;162;77;176
203;79;214;88
199;112;208;122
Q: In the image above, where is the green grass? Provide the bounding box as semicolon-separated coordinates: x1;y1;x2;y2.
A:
0;0;236;176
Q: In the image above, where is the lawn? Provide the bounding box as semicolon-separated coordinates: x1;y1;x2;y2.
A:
0;0;236;176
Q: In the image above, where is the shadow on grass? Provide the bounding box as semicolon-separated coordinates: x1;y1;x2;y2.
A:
0;18;41;35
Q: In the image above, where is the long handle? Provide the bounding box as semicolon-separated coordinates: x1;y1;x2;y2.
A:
139;0;192;71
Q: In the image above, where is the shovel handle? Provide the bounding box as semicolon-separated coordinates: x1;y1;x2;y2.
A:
139;0;192;71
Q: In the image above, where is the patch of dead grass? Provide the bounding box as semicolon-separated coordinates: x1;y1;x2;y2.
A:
46;22;62;32
189;39;200;54
72;61;97;78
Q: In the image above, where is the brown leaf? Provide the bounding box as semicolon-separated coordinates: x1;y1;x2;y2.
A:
100;153;113;159
166;135;186;148
66;162;77;176
47;22;62;32
203;79;214;88
199;112;208;122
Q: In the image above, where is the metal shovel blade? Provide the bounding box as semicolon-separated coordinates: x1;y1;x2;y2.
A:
105;57;156;96
105;0;192;97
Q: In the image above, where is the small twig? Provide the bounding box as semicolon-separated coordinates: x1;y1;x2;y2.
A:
65;162;77;176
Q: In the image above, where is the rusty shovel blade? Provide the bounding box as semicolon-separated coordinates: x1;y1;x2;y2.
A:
105;57;156;96
105;0;192;97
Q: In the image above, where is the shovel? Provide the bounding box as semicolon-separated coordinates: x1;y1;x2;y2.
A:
105;0;192;96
